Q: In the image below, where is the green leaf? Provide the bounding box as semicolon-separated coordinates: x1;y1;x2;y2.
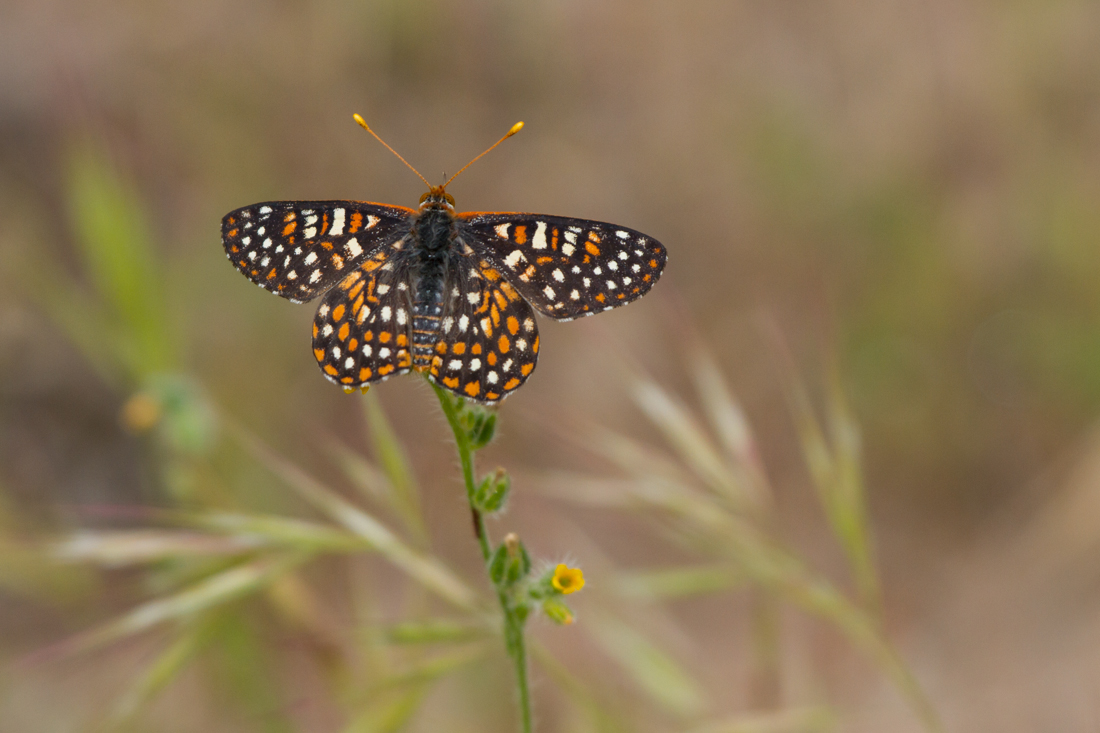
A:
473;468;510;514
65;141;174;377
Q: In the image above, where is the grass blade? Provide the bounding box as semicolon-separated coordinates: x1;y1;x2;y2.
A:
105;616;219;727
684;706;837;733
42;553;305;660
231;425;479;611
587;611;706;719
631;379;745;506
361;393;427;543
53;529;264;567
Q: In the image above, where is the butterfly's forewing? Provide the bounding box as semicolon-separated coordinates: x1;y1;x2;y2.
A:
222;201;414;303
457;213;667;321
424;255;540;403
311;241;415;387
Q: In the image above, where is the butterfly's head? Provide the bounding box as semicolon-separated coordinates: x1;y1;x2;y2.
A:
419;186;455;212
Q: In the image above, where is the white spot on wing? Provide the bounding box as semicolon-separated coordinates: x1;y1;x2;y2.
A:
345;237;362;258
531;221;548;249
495;223;511;239
469;358;481;371
552;269;564;282
504;250;523;269
304;252;318;265
616;230;629;239
561;242;575;256
377;284;390;294
543;285;555;299
330;208;346;236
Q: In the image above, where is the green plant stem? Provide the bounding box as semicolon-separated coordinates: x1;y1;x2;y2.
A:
433;384;533;733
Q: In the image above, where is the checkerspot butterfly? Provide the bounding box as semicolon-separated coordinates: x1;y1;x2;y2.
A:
222;117;667;403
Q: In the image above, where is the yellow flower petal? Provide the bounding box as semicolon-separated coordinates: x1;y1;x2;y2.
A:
551;563;585;595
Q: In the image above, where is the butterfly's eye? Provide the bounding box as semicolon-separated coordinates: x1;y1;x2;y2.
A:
419;192;431;205
444;192;455;207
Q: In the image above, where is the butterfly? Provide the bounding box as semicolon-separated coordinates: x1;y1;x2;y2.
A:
221;117;667;404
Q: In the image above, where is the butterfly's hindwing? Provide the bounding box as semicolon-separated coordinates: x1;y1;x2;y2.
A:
311;240;415;386
222;201;414;303
425;258;540;403
458;214;667;321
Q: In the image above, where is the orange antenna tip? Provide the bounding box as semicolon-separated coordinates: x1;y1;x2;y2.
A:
443;121;526;189
352;115;431;189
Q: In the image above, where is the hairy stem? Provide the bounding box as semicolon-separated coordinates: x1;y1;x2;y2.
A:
433;384;532;733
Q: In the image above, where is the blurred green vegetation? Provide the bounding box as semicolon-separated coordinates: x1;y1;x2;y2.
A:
0;136;936;732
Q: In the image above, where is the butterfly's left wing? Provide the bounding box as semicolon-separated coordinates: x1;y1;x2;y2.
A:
222;200;414;303
456;213;667;321
311;240;416;388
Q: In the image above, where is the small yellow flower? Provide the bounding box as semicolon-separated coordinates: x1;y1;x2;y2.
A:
551;564;585;595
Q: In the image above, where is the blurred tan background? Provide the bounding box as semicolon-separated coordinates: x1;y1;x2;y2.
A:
2;1;1100;731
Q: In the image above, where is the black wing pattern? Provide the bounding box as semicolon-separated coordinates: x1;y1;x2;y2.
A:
311;239;415;388
222;200;414;303
422;247;540;403
457;213;667;321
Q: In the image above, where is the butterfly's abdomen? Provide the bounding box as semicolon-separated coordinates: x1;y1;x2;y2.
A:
409;208;454;372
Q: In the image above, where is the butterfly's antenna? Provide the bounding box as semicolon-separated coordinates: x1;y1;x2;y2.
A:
443;121;524;189
353;114;432;189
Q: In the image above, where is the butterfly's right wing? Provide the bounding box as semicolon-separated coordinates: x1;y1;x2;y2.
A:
422;248;541;403
222;200;414;303
456;212;667;321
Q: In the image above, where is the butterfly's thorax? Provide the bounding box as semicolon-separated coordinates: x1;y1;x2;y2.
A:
407;203;457;370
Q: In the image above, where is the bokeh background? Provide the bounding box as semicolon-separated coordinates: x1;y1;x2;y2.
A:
2;1;1100;731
